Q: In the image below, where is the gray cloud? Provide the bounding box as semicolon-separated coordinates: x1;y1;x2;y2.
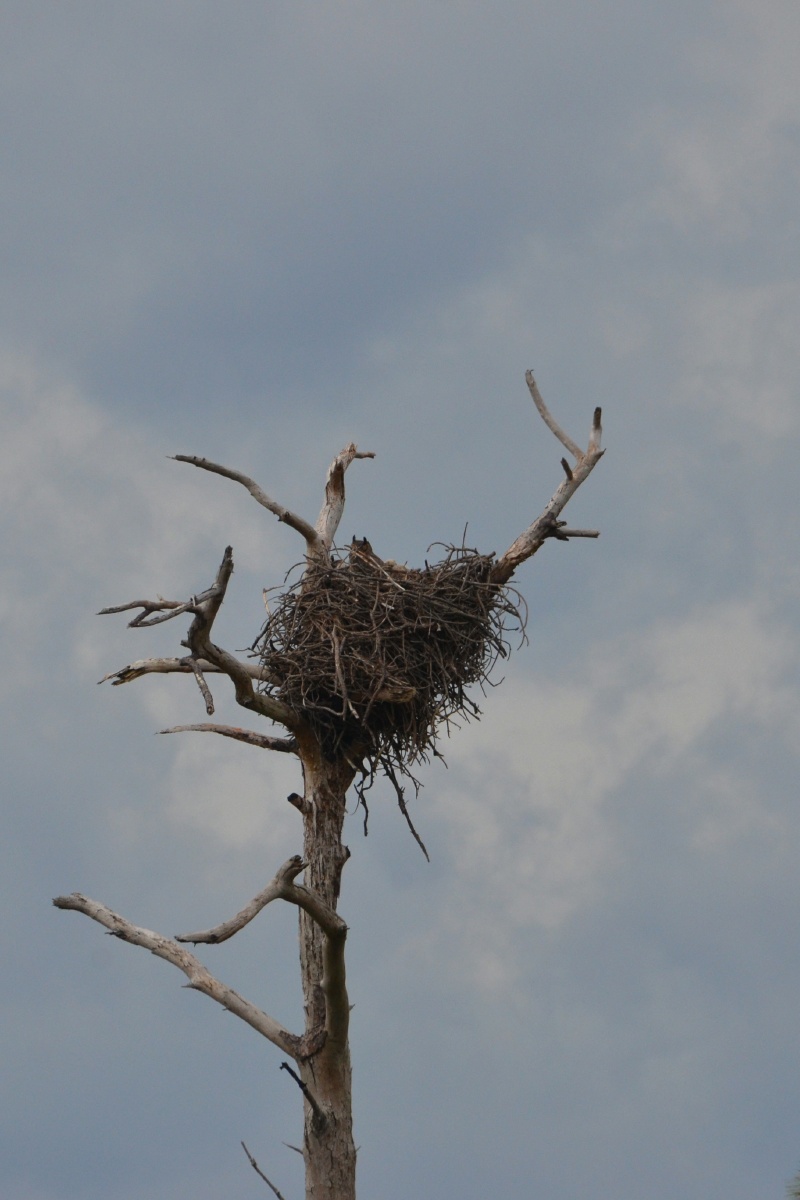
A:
3;2;800;1198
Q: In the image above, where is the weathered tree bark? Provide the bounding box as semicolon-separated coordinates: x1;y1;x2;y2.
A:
296;749;357;1200
55;373;603;1200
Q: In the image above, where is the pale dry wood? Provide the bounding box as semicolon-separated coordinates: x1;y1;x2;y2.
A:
287;791;311;815
52;892;302;1058
314;443;375;550
183;655;215;714
492;372;604;584
173;454;324;558
98;597;195;626
183;547;299;728
175;855;350;1053
158;723;298;754
99;657;265;685
176;855;308;944
525;369;584;459
99;546;298;731
176;856;347;945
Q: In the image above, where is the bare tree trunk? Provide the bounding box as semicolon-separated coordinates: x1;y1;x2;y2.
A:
55;374;603;1200
298;749;357;1200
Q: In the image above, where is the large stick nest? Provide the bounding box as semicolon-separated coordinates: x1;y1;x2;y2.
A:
252;541;526;789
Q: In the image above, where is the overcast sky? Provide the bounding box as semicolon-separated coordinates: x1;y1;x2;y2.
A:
3;2;800;1198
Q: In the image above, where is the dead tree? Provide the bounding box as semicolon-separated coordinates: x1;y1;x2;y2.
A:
54;373;603;1200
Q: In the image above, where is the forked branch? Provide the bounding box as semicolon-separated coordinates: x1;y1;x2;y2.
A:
492;371;604;584
98;597;199;627
173;446;372;565
176;855;350;1050
52;892;303;1058
183;548;297;725
99;546;298;731
54;855;348;1060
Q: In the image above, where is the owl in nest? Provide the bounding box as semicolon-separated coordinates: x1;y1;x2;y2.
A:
349;536;384;566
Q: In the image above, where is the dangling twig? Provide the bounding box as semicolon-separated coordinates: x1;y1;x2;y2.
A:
385;763;429;861
180;655;215;715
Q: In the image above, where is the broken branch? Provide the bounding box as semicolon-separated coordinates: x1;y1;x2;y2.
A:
588;405;602;454
99;657;265;686
52;892;302;1058
492;372;603;583
183;655;215;714
281;1061;326;1128
100;547;299;732
314;443;374;550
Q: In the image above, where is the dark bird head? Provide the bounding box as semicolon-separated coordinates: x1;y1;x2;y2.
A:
350;536;374;557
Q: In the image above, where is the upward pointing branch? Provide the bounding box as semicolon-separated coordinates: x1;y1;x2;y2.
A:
314;443;375;551
525;370;584;460
181;547;298;728
492;371;604;584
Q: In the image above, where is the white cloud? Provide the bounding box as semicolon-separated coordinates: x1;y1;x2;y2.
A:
163;732;300;854
0;354;289;703
409;594;799;995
